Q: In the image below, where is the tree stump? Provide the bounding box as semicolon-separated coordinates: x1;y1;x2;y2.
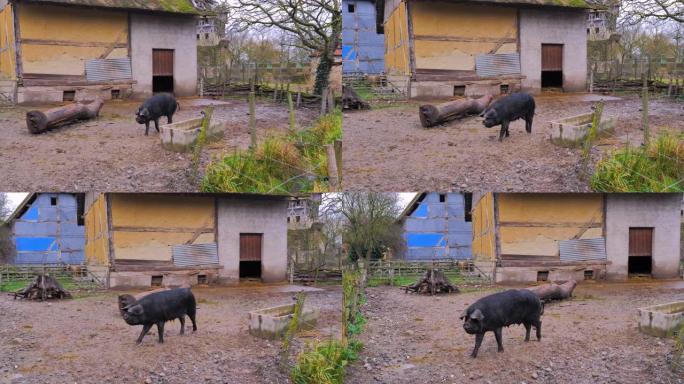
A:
419;94;493;128
26;98;104;134
342;86;370;110
405;269;459;295
13;275;72;301
526;280;577;302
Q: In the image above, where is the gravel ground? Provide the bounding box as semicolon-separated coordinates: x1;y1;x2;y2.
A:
0;98;317;192
347;280;684;384
343;93;684;192
0;284;341;384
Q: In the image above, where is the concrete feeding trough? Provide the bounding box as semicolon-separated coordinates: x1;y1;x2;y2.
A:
549;113;616;147
160;116;225;153
248;303;319;339
637;301;684;338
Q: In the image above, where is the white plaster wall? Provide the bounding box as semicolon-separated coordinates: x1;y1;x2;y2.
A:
130;13;197;98
605;193;682;280
519;8;587;92
217;198;288;284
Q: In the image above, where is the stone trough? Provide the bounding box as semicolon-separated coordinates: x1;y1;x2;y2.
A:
160;116;225;153
549;112;616;147
248;303;319;339
637;301;684;338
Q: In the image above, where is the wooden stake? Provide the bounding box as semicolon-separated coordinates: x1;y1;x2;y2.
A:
320;87;328;115
287;92;295;134
642;74;649;146
249;91;257;151
334;139;342;185
296;92;302;109
326;144;339;190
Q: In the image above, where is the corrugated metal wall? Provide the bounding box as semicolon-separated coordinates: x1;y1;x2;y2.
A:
475;53;521;77
172;243;219;267
12;193;85;264
559;238;607;262
342;0;385;74
402;192;473;260
85;58;132;82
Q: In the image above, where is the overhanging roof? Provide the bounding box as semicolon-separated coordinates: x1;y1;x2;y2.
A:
15;0;202;15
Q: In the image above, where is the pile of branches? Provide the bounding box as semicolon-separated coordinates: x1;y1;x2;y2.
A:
342;86;370;110
405;269;459;295
13;275;72;301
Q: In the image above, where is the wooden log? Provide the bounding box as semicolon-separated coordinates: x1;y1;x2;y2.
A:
526;280;577;302
405;269;459;295
419;94;493;128
26;98;104;134
13;274;71;301
342;86;370;110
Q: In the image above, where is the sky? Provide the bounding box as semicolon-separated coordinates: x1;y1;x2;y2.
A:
2;192;28;219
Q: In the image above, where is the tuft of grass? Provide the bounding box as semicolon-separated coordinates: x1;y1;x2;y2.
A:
0;277;77;293
201;109;341;193
290;339;362;384
591;133;684;192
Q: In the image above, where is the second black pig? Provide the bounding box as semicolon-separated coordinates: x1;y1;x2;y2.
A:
480;92;535;141
120;287;197;344
460;289;543;358
135;93;179;135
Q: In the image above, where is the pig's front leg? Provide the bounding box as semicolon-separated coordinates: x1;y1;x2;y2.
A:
471;333;485;358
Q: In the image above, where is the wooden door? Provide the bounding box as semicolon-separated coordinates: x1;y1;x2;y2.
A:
239;233;263;261
629;228;653;257
152;49;174;76
541;44;563;71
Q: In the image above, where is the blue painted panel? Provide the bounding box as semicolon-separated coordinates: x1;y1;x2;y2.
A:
412;203;428;218
61;224;85;236
15;252;59;264
406;233;446;247
15;237;56;252
407;248;447;260
21;205;39;221
61;251;85;264
447;233;472;247
448;221;473;232
449;247;472;260
405;218;446;232
14;222;59;236
61;237;84;251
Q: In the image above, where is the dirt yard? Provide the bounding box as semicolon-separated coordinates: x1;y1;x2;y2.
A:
344;93;684;192
0;98;317;192
0;284;341;384
347;280;684;384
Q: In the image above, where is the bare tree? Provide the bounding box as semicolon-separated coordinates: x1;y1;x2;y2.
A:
0;193;14;263
621;0;684;24
225;0;341;95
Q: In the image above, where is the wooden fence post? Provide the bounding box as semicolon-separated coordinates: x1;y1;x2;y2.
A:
326;144;339;190
320;87;329;115
334;139;342;185
642;74;649;146
287;92;295;134
249;91;257;151
296;92;302;109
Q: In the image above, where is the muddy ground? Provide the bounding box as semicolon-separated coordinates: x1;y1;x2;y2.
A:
344;93;684;192
0;284;340;384
0;98;317;192
347;281;684;384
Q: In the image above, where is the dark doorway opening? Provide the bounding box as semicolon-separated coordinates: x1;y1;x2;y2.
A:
541;44;563;90
152;49;174;94
153;76;174;93
628;227;653;276
541;71;563;88
239;261;262;278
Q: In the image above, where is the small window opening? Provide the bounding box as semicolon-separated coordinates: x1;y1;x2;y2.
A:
584;270;594;280
205;33;209;39
151;275;163;287
464;192;473;222
500;84;509;94
50;197;57;206
197;34;200;39
76;194;85;226
287;217;291;223
111;89;121;99
453;85;466;96
197;274;208;285
296;216;301;223
63;90;75;102
348;3;355;13
537;271;549;282
439;194;446;203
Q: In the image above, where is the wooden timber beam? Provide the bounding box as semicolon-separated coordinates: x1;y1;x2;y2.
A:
111;226;215;233
19;38;128;48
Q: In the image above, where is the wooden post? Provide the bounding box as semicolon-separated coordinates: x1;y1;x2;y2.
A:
642;73;649;146
296;92;302;109
287;92;295;134
334;139;342;185
589;70;594;94
327;88;335;113
320;87;328;115
249;91;257;151
326;144;339;190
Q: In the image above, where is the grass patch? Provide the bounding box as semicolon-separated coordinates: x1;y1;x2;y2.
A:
201;109;341;193
0;277;78;293
591;133;684;192
368;271;467;288
290;339;362;384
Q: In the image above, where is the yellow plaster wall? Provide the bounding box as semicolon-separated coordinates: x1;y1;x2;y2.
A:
410;2;517;71
0;4;16;79
18;4;128;75
109;194;215;261
471;192;496;262
84;193;109;265
497;194;604;257
384;1;410;75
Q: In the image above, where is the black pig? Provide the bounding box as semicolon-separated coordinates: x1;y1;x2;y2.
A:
480;92;535;141
120;288;197;344
460;289;543;358
135;93;179;135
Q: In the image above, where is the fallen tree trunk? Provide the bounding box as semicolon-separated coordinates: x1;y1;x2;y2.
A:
526;280;577;302
342;86;370;110
13;275;72;301
26;98;104;134
419;94;493;128
405;269;459;295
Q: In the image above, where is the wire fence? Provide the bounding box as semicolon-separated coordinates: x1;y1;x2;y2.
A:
589;56;684;96
367;259;493;286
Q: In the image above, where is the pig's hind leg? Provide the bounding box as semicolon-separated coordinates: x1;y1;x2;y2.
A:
167;113;173;124
494;328;504;352
136;324;152;344
179;316;185;335
525;113;534;133
154;119;160;133
535;319;542;341
156;321;165;343
188;307;198;332
524;322;531;341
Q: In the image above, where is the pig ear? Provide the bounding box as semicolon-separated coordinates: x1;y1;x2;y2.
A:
127;304;144;315
459;308;468;320
470;308;484;321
